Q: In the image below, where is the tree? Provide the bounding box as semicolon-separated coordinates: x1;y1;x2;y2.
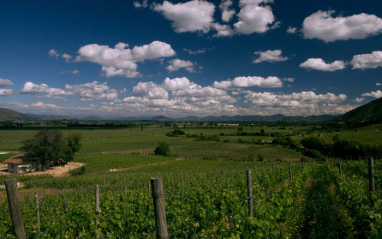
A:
20;130;82;170
154;142;170;156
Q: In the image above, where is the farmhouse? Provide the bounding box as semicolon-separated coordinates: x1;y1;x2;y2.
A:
3;154;42;174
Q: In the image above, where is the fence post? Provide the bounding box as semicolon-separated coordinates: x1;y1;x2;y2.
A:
247;170;253;217
151;177;168;239
5;178;26;239
368;157;376;208
95;184;100;239
289;163;293;181
35;191;40;233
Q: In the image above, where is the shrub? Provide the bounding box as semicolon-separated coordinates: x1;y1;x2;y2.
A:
257;154;264;161
154;142;170;156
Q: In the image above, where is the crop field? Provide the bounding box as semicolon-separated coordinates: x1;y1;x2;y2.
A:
0;123;382;238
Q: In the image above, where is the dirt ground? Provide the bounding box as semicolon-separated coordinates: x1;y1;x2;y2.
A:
0;162;85;178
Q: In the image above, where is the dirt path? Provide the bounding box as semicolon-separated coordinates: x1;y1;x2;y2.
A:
0;162;85;178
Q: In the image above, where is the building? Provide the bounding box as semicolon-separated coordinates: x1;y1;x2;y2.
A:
3;154;41;174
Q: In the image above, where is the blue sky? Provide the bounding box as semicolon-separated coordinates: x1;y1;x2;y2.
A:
1;0;382;118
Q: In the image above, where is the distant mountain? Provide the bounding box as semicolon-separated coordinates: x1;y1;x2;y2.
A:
151;115;174;121
81;116;103;121
0;108;30;120
335;97;382;124
178;114;338;122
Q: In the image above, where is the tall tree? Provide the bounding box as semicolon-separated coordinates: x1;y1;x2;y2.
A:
20;130;81;170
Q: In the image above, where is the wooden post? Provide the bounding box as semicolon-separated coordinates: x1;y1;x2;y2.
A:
289;163;293;181
247;170;253;217
368;157;376;208
148;181;151;199
95;185;100;239
151;177;168;239
35;191;40;233
5;178;26;239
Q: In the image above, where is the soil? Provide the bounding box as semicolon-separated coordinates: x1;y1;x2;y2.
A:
0;162;85;178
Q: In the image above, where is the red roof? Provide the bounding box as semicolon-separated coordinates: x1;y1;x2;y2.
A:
3;154;25;165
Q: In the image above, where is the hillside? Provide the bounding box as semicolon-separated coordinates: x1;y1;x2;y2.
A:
0;108;29;121
336;97;382;124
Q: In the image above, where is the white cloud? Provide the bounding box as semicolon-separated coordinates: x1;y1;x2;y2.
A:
162;77;194;91
283;78;294;82
0;78;14;88
361;90;382;98
166;59;195;73
65;81;118;101
219;0;235;22
62;53;72;63
212;23;235;37
253;49;288;63
132;81;168;99
213;76;283;89
183;48;208;55
29;101;62;109
244;91;347;107
300;58;346;71
353;97;365;103
21;82;73;99
0;89;14;96
377;83;382;86
48;49;60;58
153;0;215;33
75;41;175;78
286;26;297;34
234;0;277;35
351;51;382;69
302;10;382;42
134;0;148;8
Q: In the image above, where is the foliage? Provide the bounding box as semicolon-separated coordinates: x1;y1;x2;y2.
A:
166;129;185;137
154;142;170;156
20;130;71;169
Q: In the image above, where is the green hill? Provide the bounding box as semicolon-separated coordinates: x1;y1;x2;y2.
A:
336;97;382;124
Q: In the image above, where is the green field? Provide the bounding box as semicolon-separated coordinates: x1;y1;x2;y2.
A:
0;124;382;238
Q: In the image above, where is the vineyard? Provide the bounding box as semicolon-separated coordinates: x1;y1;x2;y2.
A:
0;124;382;238
0;158;382;238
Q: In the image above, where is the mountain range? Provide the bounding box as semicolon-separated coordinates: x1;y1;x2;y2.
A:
1;97;382;123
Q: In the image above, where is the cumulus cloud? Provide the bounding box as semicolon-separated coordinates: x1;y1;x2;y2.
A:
244;91;347;107
61;53;72;63
21;82;73;99
0;89;14;96
153;0;215;33
162;77;194;91
219;0;235;22
166;59;195;72
212;23;235;37
29;101;62;109
134;0;148;8
253;49;288;63
351;51;382;69
234;0;278;35
300;58;346;71
133;81;168;99
0;78;14;88
65;81;118;101
377;83;382;86
361;90;382;98
213;76;283;89
48;49;60;58
302;10;382;42
75;41;176;78
286;26;297;34
353;97;365;103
